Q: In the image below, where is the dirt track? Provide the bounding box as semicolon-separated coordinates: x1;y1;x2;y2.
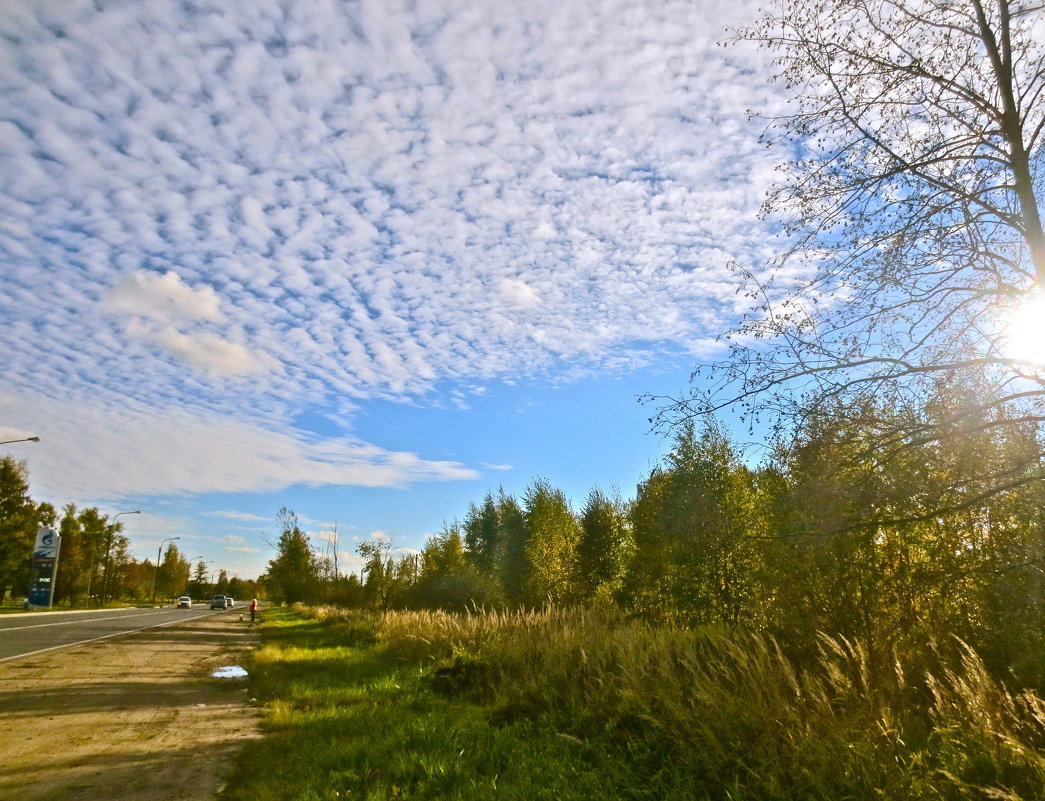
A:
0;613;260;801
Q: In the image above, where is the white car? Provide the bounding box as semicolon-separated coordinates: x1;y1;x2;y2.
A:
176;596;192;608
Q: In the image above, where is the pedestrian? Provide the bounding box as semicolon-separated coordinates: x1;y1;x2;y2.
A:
250;598;258;623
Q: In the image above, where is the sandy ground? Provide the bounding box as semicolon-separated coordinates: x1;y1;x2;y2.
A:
0;613;261;801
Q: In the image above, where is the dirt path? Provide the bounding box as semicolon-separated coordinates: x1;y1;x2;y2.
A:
0;613;261;801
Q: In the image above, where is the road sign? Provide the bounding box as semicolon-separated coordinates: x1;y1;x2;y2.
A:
28;526;61;607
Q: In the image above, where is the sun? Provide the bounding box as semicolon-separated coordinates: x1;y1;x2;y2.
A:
1000;293;1045;366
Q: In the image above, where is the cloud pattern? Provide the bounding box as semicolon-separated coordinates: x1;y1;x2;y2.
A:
0;0;779;499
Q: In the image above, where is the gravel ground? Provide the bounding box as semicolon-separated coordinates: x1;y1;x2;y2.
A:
0;612;260;801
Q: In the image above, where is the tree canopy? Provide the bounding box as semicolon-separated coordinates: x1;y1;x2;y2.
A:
657;0;1045;481
265;507;320;605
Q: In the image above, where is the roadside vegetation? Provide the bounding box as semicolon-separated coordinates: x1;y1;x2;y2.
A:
0;455;258;607
267;406;1045;694
223;604;1045;801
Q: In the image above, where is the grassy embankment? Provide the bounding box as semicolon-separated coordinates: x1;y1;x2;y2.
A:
221;605;1045;801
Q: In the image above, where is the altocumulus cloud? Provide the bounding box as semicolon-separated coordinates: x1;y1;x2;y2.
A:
0;0;781;500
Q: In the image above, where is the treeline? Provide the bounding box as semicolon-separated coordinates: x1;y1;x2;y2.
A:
0;456;257;606
267;395;1044;690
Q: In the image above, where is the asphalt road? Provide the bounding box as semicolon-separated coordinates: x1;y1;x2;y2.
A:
0;605;234;663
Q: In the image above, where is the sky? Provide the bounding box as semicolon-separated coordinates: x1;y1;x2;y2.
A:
0;0;788;580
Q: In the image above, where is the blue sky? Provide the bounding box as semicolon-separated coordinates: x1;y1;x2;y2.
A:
0;0;787;579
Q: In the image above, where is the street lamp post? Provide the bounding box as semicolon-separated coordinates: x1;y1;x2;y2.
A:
151;536;180;605
101;510;142;606
0;436;40;445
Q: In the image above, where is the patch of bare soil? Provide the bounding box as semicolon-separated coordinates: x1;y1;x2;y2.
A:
0;614;260;801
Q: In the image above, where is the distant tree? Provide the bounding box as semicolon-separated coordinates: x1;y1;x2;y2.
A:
758;407;899;662
463;493;500;572
576;486;632;602
37;503;56;527
753;389;1044;678
624;422;760;629
154;542;187;600
119;558;154;601
226;576;253;601
101;523;132;603
320;572;366;607
322;522;341;581
421;523;469;578
53;505;141;605
523;478;580;604
0;456;39;600
53;503;85;605
265;507;320;604
621;467;678;621
410;522;501;610
77;507;109;604
357;534;392;609
188;560;209;598
495;491;529;603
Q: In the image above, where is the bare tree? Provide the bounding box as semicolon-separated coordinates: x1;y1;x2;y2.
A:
658;0;1045;466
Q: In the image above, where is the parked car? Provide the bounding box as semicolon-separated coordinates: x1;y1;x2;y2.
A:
210;594;227;610
176;596;192;608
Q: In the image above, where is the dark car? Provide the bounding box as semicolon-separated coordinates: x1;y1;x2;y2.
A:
210;594;227;610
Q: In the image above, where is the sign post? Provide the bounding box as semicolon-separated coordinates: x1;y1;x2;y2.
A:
28;525;60;608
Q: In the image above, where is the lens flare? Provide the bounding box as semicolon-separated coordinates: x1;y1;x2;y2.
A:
1001;293;1045;366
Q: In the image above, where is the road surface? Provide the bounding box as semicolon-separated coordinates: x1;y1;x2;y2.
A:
0;605;230;662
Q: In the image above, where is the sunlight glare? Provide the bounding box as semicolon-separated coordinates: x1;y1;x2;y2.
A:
1001;293;1045;366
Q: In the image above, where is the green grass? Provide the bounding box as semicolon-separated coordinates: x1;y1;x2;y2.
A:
221;608;659;801
221;606;1045;801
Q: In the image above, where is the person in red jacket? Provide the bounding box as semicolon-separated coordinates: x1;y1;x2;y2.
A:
249;598;258;623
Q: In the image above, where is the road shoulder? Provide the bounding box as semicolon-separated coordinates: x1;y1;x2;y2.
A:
0;613;260;801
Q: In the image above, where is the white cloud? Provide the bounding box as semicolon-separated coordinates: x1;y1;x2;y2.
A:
104;270;275;377
496;278;540;309
102;271;225;325
209;511;269;522
0;0;779;415
1;387;478;504
125;321;276;377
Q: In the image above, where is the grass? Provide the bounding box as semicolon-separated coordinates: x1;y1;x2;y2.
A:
221;606;1045;801
221;609;649;801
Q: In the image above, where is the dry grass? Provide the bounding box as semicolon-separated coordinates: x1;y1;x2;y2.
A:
295;604;1045;800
